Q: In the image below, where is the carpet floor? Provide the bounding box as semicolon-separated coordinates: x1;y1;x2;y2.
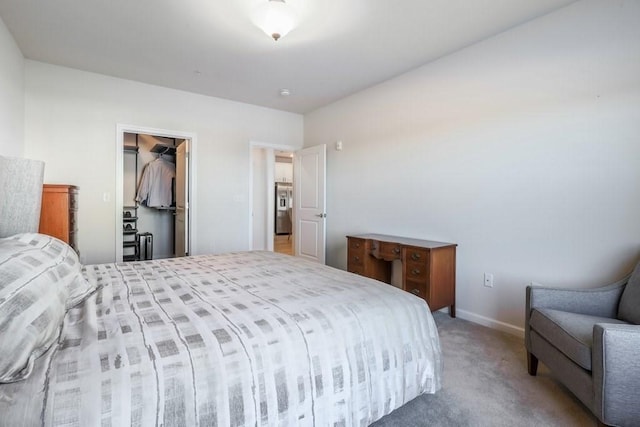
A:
372;312;597;427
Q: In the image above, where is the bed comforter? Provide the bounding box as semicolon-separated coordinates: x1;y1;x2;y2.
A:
0;251;441;426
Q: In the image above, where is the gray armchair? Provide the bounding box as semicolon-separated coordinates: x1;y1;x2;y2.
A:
525;262;640;427
0;155;45;237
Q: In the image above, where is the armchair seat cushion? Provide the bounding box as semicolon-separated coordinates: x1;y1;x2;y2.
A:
530;308;628;370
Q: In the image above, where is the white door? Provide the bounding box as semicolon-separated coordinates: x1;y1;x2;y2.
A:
175;140;189;256
294;144;326;263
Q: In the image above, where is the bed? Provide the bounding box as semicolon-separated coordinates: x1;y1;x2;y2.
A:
0;233;442;426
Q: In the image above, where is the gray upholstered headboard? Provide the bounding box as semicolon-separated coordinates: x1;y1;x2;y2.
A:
0;156;45;237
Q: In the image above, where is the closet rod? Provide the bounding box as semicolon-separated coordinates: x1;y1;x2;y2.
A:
150;143;176;156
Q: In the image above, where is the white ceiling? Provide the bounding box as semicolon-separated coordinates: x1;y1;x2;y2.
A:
0;0;576;114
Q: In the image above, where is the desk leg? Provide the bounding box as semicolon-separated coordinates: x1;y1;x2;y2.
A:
449;303;456;318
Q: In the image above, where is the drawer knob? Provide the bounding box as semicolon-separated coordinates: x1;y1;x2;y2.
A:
411;268;421;275
411;252;421;261
354;256;360;261
411;289;420;295
393;247;401;254
355;243;360;248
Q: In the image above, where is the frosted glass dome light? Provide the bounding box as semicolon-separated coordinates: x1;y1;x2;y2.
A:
253;0;298;41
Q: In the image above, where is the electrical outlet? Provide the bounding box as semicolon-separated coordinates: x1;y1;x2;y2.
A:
484;273;494;288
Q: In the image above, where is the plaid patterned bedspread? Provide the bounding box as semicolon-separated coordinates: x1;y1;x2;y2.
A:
0;251;441;426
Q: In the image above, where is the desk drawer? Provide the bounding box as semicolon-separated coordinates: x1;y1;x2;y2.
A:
348;237;366;251
347;237;366;271
69;193;78;211
348;248;365;266
404;247;429;281
406;247;428;263
405;279;428;300
405;261;428;281
378;241;402;260
68;230;79;255
69;210;78;232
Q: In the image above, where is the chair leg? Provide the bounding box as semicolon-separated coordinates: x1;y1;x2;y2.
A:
527;352;538;376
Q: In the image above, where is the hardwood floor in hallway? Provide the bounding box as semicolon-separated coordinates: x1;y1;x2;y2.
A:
274;234;293;256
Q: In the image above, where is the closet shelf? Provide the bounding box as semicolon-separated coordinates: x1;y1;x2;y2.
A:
123;135;141;263
150;144;176;156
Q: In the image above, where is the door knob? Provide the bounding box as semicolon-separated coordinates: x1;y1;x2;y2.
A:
315;213;327;218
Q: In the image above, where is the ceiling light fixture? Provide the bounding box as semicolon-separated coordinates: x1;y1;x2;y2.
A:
253;0;298;41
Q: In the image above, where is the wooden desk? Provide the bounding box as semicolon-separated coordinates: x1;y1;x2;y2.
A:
347;234;457;317
39;184;79;254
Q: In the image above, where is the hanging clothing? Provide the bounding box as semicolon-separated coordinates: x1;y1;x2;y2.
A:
136;158;175;208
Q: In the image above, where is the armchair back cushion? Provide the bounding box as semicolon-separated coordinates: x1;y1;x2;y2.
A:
0;156;44;237
617;260;640;324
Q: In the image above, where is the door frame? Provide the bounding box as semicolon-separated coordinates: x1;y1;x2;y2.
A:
115;124;198;262
248;140;299;251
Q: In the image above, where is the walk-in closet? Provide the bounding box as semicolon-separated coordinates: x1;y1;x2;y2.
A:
122;133;189;261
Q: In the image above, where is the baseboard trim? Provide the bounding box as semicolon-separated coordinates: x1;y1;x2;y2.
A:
454;309;524;338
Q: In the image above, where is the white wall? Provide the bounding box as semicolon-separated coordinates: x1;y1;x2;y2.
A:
0;15;24;157
24;61;303;263
304;0;640;333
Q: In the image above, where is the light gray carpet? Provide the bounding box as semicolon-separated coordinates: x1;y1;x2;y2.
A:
372;312;597;427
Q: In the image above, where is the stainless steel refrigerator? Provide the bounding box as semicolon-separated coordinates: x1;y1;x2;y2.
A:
275;183;292;235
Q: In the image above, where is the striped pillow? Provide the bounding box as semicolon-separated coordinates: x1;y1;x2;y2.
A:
12;233;96;308
0;234;90;383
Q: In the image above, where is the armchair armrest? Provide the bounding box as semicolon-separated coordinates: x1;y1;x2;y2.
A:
592;323;640;425
526;274;629;319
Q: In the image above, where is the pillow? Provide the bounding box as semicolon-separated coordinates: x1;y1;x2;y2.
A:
0;233;93;383
618;259;640;324
11;233;96;308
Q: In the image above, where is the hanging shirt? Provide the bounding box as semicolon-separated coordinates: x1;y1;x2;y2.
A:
136;158;175;208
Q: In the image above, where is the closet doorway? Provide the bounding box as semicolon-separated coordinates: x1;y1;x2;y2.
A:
249;141;297;254
115;125;196;263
